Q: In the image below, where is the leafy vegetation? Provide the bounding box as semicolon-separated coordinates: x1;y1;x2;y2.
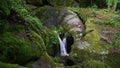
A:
112;31;120;47
0;0;10;19
100;16;120;27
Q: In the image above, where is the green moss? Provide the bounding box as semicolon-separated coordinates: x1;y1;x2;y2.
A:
38;27;59;56
40;52;56;68
24;16;42;32
25;4;37;12
70;46;91;64
0;21;46;64
105;53;120;68
24;61;33;68
68;7;94;22
0;62;27;68
84;19;109;53
70;19;109;65
112;31;120;47
82;60;111;68
66;64;81;68
7;0;42;31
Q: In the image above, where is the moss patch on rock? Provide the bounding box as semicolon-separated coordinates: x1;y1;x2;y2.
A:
84;19;109;53
82;60;111;68
0;22;45;65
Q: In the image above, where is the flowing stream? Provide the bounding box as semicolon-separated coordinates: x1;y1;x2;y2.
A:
57;34;69;56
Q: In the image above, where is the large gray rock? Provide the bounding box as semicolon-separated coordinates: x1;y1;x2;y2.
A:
34;6;85;34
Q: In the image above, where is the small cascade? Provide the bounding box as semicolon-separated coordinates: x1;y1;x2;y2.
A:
57;34;69;56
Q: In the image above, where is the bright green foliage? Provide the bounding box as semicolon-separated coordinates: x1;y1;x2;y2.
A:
103;16;120;27
107;0;114;6
8;0;27;16
7;0;42;28
24;15;42;32
112;31;120;47
106;16;120;27
107;0;120;6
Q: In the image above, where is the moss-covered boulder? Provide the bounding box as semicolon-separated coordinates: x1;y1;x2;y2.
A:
33;7;84;36
70;46;91;64
70;19;109;66
0;21;46;65
68;7;95;22
0;0;59;67
27;52;56;68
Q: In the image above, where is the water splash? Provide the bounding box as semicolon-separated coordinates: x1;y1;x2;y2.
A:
57;34;69;56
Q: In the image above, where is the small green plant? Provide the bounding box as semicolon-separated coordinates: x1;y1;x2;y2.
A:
112;31;120;47
91;4;98;10
100;16;120;27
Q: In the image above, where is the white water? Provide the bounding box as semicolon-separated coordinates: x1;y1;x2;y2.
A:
57;34;69;56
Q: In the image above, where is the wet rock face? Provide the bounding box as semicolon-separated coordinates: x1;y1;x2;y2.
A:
35;7;85;33
64;10;85;32
66;36;74;53
52;34;74;57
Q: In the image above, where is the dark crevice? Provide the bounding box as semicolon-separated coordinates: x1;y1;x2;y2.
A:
74;12;85;24
26;0;53;7
64;58;74;66
7;9;24;24
66;36;74;53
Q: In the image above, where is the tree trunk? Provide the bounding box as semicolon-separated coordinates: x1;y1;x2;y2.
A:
114;2;118;11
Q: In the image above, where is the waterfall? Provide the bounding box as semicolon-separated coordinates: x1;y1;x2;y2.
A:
57;34;69;56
